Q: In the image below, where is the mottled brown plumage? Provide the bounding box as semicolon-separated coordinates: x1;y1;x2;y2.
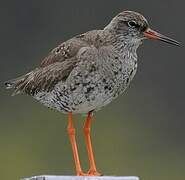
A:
5;10;180;176
6;30;114;97
5;11;179;113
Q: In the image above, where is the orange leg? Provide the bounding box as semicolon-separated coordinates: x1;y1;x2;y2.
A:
67;112;87;176
84;111;102;176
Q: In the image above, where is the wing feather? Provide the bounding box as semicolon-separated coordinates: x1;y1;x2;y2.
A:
7;59;77;96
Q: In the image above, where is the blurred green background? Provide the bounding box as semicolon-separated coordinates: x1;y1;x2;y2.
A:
1;0;184;180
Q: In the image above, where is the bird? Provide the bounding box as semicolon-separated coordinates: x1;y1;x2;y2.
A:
5;10;180;176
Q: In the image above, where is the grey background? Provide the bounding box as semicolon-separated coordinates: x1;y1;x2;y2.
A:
0;0;184;180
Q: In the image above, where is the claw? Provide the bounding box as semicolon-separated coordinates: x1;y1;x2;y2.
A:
87;169;102;176
77;171;89;176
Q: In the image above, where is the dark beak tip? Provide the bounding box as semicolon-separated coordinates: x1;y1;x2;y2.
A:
163;39;181;47
144;28;181;47
176;41;181;47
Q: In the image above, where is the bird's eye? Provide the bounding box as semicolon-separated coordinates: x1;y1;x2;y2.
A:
127;20;138;28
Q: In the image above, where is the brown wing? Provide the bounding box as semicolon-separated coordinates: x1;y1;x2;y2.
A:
5;30;106;96
7;59;77;96
40;36;88;67
6;35;90;96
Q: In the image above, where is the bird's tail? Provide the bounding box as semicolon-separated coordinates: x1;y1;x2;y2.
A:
5;72;32;96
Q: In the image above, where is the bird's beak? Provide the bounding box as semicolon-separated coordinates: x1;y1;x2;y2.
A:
143;28;180;46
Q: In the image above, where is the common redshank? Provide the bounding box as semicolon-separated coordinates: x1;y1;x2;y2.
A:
5;11;180;176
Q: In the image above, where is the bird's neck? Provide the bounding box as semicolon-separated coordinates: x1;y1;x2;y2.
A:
111;34;140;65
114;34;141;53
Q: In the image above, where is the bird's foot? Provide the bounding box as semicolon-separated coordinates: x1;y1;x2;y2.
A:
77;171;89;176
77;170;102;176
87;169;102;176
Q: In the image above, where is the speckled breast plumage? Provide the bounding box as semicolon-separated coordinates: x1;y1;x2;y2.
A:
35;46;137;113
5;16;142;114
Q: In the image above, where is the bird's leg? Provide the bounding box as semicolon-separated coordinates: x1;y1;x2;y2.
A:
67;112;87;176
83;111;102;176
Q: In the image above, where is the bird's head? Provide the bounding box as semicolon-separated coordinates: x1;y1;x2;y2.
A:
105;11;180;47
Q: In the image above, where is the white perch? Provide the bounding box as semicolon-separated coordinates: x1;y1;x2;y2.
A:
22;176;139;180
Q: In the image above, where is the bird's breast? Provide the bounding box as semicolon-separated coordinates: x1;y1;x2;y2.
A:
34;49;138;113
